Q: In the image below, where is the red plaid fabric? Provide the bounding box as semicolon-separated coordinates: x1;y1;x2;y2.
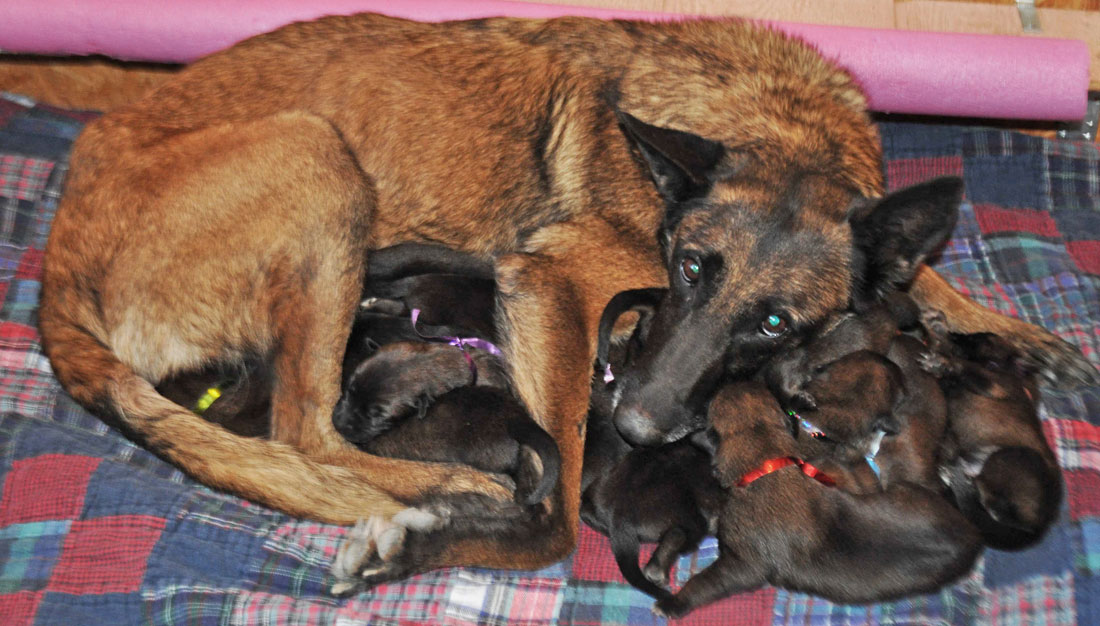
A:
0;455;100;526
46;515;166;594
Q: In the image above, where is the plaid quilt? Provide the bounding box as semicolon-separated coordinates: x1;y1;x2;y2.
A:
0;90;1098;626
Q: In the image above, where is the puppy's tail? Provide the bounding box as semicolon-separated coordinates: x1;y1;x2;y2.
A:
508;417;561;505
609;516;672;601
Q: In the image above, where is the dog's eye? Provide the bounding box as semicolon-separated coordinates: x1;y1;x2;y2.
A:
760;314;789;337
680;257;701;284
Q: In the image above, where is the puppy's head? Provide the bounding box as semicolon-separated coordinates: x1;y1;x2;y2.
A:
333;342;468;444
704;381;795;486
788;351;905;474
608;112;962;446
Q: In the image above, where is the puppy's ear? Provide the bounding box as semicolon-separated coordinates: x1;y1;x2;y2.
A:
763;346;818;411
689;427;719;457
617;112;725;252
849;176;963;308
596;288;667;369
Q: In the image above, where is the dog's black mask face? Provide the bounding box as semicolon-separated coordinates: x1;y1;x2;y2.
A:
612;112;962;446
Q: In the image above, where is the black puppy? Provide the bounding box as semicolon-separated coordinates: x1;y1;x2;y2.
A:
580;288;723;600
654;381;982;618
332;245;561;507
921;311;1062;549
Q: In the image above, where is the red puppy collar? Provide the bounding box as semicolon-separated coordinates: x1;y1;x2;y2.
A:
737;456;836;488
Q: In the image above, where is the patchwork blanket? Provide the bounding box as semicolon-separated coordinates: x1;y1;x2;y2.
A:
0;91;1098;626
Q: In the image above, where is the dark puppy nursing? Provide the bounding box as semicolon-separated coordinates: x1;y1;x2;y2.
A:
581;288;723;600
158;244;560;509
920;311;1062;549
333;245;560;508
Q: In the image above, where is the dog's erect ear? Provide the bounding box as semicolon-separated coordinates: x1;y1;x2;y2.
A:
849;176;963;307
617;111;725;204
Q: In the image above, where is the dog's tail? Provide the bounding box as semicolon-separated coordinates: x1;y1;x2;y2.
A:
37;296;412;524
509;417;562;506
608;512;673;601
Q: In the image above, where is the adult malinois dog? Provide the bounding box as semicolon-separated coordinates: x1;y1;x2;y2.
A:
38;13;1095;583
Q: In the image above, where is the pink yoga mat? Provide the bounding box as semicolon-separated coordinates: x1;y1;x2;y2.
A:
0;0;1090;120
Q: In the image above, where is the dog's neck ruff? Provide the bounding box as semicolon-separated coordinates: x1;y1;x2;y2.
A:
410;308;502;384
736;456;835;488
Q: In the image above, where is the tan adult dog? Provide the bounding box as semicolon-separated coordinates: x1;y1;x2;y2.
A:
38;13;1095;583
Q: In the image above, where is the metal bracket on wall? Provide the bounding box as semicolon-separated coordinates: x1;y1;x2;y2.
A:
1017;0;1041;33
1058;96;1100;142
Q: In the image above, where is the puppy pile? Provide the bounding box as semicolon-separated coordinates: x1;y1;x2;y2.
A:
158;243;1061;617
587;288;1061;618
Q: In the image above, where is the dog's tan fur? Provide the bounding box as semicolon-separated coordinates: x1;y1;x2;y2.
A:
38;13;1094;576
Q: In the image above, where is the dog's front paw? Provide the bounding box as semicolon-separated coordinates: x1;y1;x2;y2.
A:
330;506;450;595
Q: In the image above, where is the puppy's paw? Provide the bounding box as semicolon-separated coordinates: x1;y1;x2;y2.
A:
358;296;405;316
329;506;451;595
1014;329;1099;388
642;561;670;588
917;351;954;378
652;594;690;619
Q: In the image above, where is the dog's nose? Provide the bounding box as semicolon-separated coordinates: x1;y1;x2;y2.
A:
613;404;663;446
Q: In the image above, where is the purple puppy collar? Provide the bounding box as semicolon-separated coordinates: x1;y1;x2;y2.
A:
410;308;502;383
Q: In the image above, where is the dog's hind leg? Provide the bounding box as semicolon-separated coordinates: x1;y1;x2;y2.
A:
910;265;1098;386
42;111;509;531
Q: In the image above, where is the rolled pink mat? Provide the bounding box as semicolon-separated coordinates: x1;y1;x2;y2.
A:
0;0;1089;120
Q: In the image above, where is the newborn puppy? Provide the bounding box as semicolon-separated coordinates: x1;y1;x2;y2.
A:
360;384;561;505
579;288;722;600
782;350;902;493
765;292;920;411
767;294;947;491
654;382;982;618
333;244;504;439
921;312;1062;549
155;356;273;437
154;243;494;431
333;335;506;441
333;246;561;507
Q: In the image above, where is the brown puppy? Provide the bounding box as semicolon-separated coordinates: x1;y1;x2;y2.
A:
654;382;982;618
921;313;1062;549
766;294;948;490
38;13;1092;582
764;292;920;411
